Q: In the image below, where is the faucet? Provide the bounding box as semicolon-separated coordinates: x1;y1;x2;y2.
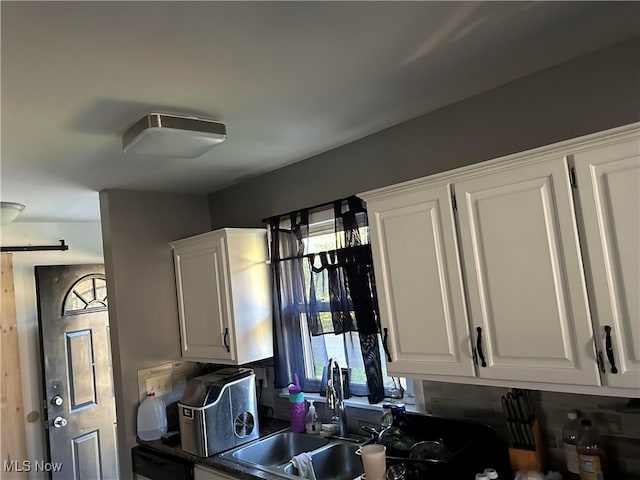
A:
325;357;348;438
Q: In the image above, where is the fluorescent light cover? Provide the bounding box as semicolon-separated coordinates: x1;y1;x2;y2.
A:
122;113;226;158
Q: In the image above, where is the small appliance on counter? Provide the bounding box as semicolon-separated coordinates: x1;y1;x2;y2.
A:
178;367;259;457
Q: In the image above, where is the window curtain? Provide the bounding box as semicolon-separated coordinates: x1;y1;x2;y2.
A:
268;209;310;391
268;196;385;403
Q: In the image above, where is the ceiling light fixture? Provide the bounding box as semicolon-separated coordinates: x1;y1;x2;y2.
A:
122;113;227;158
0;202;26;224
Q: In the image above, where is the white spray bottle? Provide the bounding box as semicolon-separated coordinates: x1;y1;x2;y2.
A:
305;400;320;435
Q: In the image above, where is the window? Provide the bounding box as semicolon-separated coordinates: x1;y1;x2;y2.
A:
268;196;405;403
62;274;108;315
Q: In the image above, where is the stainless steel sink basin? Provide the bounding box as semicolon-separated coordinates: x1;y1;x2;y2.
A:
218;430;365;479
283;442;364;480
229;431;328;467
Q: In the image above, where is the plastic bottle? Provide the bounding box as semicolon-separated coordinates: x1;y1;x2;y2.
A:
562;411;582;479
393;403;409;429
137;392;167;441
577;419;606;480
289;374;305;433
305;400;320;434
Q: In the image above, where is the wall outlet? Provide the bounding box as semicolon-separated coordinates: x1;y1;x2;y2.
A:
146;373;173;397
253;367;267;387
252;366;274;412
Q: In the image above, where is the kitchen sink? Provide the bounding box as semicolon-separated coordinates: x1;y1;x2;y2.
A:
218;430;366;480
228;431;329;467
283;442;363;480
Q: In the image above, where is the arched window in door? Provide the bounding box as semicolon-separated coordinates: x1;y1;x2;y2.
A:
62;274;108;315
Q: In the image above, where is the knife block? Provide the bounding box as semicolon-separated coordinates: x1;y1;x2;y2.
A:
508;419;544;474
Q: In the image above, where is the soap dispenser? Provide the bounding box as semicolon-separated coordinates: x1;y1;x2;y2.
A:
305;400;320;435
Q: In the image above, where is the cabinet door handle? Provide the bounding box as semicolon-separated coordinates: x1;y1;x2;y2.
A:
604;325;618;374
382;328;392;363
223;327;230;353
476;327;487;367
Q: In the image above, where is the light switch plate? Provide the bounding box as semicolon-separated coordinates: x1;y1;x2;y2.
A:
146;373;173;396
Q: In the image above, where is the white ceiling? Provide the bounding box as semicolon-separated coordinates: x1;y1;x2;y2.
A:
2;1;639;223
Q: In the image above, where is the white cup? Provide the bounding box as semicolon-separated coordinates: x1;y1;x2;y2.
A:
360;444;386;480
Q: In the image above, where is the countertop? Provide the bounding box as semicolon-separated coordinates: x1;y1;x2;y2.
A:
137;412;513;479
137;417;290;479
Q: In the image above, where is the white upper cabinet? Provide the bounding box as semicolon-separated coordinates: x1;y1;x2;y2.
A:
171;228;272;365
572;133;640;389
361;123;639;395
364;184;474;377
454;157;600;386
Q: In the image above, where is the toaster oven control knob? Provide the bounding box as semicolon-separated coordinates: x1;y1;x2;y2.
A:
234;412;255;438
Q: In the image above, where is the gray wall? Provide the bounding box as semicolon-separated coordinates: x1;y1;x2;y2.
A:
99;189;211;478
208;36;640;228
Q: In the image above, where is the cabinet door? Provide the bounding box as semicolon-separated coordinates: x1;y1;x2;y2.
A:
173;233;234;362
455;157;600;386
367;185;475;377
194;465;238;480
573;135;640;389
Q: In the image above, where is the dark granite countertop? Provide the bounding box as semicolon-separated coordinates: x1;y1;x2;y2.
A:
137;412;513;479
137;417;289;479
